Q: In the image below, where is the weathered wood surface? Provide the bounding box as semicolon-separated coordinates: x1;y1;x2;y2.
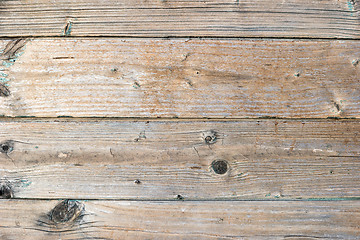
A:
1;38;359;118
0;0;359;38
0;200;359;239
0;119;358;200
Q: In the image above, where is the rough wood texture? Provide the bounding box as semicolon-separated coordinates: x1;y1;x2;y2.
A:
0;0;359;38
0;119;358;200
0;38;359;118
0;200;359;239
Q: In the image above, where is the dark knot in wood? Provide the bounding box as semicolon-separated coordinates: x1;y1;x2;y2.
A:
203;130;217;144
211;160;228;175
0;140;14;154
0;184;13;199
50;200;84;224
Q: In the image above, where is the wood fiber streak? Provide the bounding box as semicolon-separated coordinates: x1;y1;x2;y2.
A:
0;0;359;38
0;119;359;199
0;39;359;118
0;200;359;239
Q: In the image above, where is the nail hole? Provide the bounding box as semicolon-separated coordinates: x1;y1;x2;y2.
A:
2;145;9;152
203;130;217;144
176;194;184;200
211;160;228;175
205;136;212;142
49;200;84;224
134;179;141;184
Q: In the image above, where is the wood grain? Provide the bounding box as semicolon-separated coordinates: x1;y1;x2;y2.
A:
1;38;359;118
0;0;359;38
0;119;358;200
0;200;359;239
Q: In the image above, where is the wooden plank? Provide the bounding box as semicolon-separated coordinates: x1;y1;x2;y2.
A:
0;38;359;118
0;199;359;239
0;119;359;200
0;0;359;38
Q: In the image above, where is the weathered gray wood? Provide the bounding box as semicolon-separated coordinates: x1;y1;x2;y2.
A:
0;119;358;200
0;38;359;118
0;0;359;38
0;200;359;239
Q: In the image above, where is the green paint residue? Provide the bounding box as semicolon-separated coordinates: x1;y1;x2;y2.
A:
0;40;28;91
352;59;359;66
133;82;141;89
347;1;354;16
20;179;32;188
265;193;271;197
2;61;14;68
0;77;10;83
13;51;25;60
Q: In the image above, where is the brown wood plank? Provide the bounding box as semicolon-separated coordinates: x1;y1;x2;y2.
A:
0;199;359;239
0;0;359;38
0;38;359;118
0;119;359;200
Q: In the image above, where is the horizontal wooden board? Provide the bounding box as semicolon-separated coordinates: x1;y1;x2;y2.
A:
0;200;359;239
0;0;359;38
0;119;359;200
0;38;360;118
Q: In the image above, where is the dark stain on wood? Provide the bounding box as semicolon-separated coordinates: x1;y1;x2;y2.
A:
0;183;13;199
203;130;218;144
176;194;184;200
34;200;87;234
0;39;28;61
211;160;229;175
0;140;14;154
0;84;10;97
49;200;83;224
64;21;73;36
